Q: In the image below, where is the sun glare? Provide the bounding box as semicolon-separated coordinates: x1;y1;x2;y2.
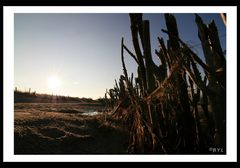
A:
48;76;60;91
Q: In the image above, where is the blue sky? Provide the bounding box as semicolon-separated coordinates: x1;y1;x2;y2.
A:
14;13;226;99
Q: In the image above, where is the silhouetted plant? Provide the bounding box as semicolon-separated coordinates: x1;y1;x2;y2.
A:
105;13;226;154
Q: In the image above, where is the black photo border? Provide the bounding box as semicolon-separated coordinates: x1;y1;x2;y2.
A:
1;0;238;167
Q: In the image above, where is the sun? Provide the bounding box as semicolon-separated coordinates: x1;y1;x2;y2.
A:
48;76;60;91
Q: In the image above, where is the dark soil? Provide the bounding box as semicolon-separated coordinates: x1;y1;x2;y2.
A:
14;103;129;154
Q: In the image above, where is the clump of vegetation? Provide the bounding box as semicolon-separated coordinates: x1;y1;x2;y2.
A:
104;13;226;154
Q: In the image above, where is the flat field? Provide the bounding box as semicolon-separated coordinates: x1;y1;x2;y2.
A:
14;103;129;154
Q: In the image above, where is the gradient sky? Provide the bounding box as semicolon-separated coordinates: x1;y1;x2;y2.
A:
14;13;226;99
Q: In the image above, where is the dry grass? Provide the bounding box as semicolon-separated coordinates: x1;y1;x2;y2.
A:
14;103;129;154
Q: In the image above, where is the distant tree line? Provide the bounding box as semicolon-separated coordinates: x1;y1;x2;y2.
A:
14;87;103;104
